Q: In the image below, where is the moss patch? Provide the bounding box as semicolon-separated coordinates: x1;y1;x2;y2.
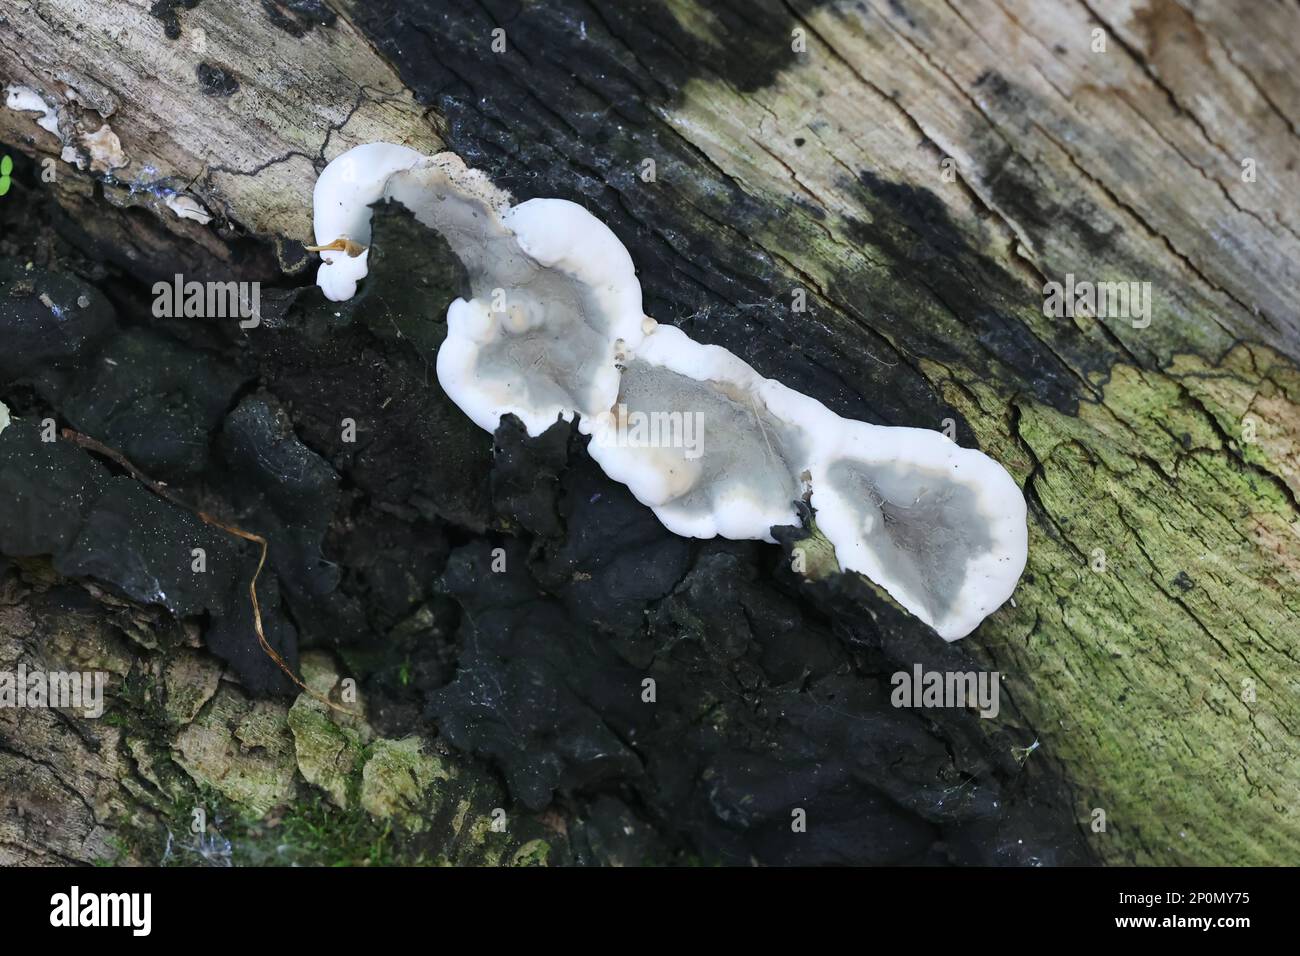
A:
940;343;1300;864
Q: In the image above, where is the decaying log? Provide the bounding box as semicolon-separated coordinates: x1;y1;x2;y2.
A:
1;0;1298;865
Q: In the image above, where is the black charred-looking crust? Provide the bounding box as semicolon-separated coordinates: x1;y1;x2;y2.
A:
0;201;1090;862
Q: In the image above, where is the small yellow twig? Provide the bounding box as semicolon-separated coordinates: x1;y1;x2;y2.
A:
305;236;366;258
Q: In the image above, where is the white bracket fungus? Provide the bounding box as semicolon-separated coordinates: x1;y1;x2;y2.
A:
4;85;127;175
589;323;811;541
382;155;644;436
310;144;1029;640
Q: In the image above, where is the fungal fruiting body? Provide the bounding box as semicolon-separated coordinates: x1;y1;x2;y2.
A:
166;194;213;225
5;84;60;136
310;144;1029;641
589;323;810;542
311;142;425;301
382;157;645;438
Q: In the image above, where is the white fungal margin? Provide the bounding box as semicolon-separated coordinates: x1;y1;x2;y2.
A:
311;142;425;301
807;424;1028;640
5;84;60;136
166;194;213;225
310;144;1031;641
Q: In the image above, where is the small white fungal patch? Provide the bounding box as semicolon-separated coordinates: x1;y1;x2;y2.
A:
5;84;60;136
0;400;10;436
166;194;213;225
310;144;1031;640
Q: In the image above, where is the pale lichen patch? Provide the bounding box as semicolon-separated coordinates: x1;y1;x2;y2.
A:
172;686;298;817
358;737;451;832
80;124;127;174
946;344;1300;865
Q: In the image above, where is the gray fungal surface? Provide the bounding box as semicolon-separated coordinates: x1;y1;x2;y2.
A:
825;459;993;623
383;164;514;283
613;359;804;526
387;164;630;429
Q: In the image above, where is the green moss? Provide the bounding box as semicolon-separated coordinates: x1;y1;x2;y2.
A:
234;795;422;867
510;839;551;867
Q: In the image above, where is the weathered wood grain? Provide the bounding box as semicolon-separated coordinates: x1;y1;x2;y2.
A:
0;0;439;251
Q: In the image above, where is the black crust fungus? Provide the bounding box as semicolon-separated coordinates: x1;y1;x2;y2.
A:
0;187;1090;863
149;0;202;40
196;62;241;97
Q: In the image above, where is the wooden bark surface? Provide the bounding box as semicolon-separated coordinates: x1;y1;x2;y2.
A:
1;0;1298;865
